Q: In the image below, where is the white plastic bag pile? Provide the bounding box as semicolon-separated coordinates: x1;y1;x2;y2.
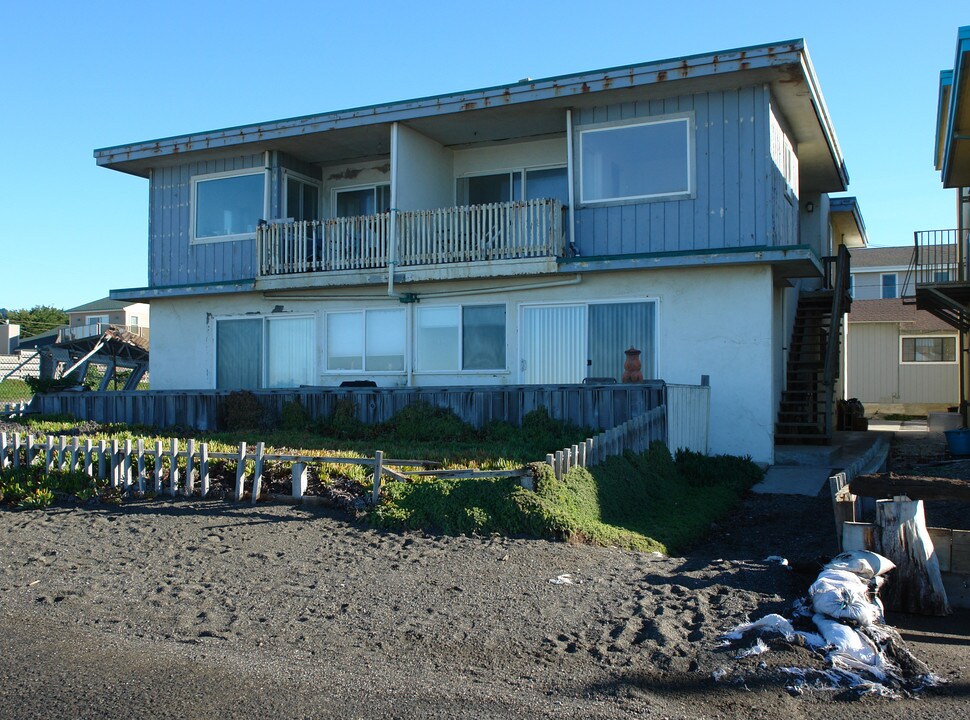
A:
719;551;942;697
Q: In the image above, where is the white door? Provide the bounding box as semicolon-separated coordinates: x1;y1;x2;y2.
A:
520;305;586;384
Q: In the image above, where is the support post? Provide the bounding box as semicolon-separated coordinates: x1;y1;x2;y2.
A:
153;440;163;494
200;444;210;498
168;438;179;497
97;440;107;479
12;433;21;469
372;450;384;504
250;442;265;505
234;442;247;502
110;439;120;488
84;440;93;477
136;439;146;494
292;462;308;500
122;439;133;490
185;439;196;497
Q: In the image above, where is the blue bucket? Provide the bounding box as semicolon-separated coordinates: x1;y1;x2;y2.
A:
944;428;970;456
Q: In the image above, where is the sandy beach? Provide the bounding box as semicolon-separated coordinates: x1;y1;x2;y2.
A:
1;483;968;719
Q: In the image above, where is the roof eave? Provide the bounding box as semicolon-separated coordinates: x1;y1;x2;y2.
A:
941;27;970;188
94;39;848;192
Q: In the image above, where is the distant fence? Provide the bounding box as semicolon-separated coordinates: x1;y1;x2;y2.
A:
666;383;711;454
0;353;39;382
31;383;667;433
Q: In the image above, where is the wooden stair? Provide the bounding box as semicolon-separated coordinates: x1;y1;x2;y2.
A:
775;290;842;445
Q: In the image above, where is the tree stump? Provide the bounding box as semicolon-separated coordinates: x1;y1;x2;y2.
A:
876;498;951;616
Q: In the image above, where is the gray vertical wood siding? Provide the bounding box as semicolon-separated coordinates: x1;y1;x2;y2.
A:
847;323;958;405
573;86;797;257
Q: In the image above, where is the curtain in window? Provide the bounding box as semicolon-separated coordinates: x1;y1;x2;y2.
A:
365;309;405;371
216;319;262;389
328;312;364;370
267;316;314;388
416;307;459;371
588;303;655;382
521;305;586;384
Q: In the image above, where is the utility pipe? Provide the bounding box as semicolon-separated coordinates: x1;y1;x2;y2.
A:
266;275;583;302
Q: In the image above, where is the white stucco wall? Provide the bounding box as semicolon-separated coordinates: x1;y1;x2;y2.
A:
149;263;777;462
393;124;454;211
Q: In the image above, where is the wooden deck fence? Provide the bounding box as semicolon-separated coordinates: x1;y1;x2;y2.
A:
0;404;668;507
29;383;666;433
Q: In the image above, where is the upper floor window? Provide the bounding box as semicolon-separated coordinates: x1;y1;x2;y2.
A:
285;174;320;222
191;169;268;243
456;167;568;207
881;273;897;299
335;184;390;218
578;116;692;205
86;314;109;326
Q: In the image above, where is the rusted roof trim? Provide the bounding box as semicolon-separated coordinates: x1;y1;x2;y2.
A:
94;38;846;189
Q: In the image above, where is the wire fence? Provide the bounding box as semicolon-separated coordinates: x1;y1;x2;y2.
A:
0;353;38;404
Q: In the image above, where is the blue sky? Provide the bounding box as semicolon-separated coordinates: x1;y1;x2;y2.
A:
0;1;966;311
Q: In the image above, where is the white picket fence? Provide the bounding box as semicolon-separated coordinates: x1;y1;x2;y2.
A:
1;402;29;419
0;405;671;507
543;405;667;481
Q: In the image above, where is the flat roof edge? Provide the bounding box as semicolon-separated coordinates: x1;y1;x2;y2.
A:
94;39;807;165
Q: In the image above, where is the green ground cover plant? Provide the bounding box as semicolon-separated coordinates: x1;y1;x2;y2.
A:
5;405;761;552
371;442;763;554
0;465;106;509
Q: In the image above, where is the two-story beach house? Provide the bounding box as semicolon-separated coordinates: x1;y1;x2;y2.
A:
911;26;970;421
97;39;859;464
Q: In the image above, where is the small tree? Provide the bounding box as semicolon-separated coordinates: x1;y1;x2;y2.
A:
7;305;68;338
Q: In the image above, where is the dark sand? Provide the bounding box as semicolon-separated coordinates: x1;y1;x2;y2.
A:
1;437;969;718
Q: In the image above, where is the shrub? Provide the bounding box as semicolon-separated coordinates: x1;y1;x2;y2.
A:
384;402;472;442
220;391;265;431
318;398;369;439
24;375;90;395
281;400;311;432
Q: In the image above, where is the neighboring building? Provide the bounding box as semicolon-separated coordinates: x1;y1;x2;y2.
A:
63;297;150;342
97;39;859;463
849;246;914;301
913;26;970;418
844;297;959;413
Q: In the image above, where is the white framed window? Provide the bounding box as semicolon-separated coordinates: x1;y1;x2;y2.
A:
326;309;405;372
191;168;269;244
130;315;140;327
284;172;321;222
334;184;390;218
215;315;315;389
578;115;693;205
86;314;109;326
415;304;507;372
519;299;658;384
900;336;957;364
455;166;568;207
881;273;898;299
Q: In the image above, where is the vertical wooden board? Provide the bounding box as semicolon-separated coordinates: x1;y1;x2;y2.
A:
753;87;769;245
692;92;710;251
927;528;953;572
620;101;636;120
592;208;608;256
607;206;622;255
664;201;679;252
721;90;740;246
650;203;665;253
952;530;970;574
573;208;592;255
737;86;756;247
635;204;652;252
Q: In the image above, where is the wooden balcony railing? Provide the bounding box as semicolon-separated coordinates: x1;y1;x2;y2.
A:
257;198;565;277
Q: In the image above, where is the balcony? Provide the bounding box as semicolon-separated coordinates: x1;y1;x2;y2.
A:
910;229;970;330
257;198;565;279
60;324;150;344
